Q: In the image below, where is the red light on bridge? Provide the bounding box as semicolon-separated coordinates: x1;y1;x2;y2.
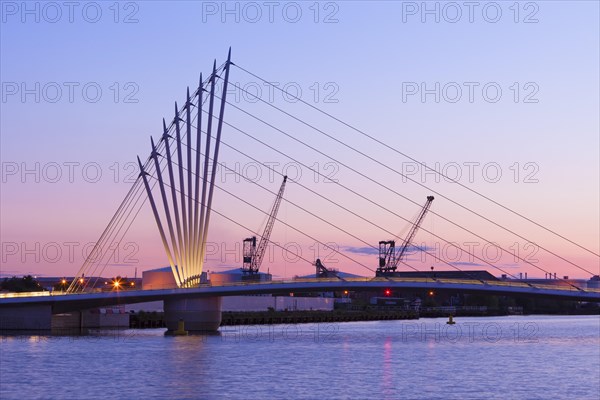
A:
428;290;435;296
384;289;391;296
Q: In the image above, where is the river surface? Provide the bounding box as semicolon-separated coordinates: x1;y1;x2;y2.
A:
1;315;599;399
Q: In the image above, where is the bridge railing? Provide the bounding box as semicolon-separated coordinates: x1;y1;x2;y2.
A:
3;278;597;298
274;277;595;293
481;280;531;288
201;277;595;293
0;291;54;299
529;283;583;292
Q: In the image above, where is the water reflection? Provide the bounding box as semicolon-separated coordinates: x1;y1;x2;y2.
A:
381;336;394;399
1;316;598;400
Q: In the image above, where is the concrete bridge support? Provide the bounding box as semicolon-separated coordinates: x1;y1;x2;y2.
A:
0;304;52;330
51;309;129;332
164;296;222;332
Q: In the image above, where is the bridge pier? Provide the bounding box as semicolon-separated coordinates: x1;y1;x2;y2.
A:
0;304;52;330
51;309;129;332
164;297;222;333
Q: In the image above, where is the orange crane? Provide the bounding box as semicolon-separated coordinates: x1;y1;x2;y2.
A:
242;176;288;275
377;196;434;276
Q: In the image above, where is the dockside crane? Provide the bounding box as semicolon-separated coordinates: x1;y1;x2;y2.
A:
376;196;435;276
242;176;288;275
315;258;339;278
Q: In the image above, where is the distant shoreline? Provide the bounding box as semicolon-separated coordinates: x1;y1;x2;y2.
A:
128;308;599;329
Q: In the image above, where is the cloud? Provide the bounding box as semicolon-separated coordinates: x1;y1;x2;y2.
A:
449;261;485;267
404;245;435;254
343;246;379;256
0;270;23;276
342;245;435;256
0;270;43;277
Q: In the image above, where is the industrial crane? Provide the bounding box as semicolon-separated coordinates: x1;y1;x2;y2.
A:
376;196;434;276
315;258;339;278
242;176;288;275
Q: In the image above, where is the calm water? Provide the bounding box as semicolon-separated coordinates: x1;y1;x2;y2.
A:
1;315;599;399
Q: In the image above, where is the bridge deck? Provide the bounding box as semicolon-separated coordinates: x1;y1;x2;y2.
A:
1;278;598;314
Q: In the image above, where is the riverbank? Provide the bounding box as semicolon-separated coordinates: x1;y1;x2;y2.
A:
129;309;419;328
129;306;599;328
220;309;419;326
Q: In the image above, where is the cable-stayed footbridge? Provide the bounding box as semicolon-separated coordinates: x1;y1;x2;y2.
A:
2;49;598;331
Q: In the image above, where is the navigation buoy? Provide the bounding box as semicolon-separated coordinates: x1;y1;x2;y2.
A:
173;319;188;336
446;315;456;325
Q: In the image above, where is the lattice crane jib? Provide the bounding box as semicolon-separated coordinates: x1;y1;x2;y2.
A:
377;196;434;276
242;175;288;275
